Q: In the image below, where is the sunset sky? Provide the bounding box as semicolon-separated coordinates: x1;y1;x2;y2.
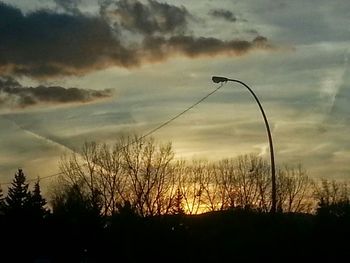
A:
0;0;349;186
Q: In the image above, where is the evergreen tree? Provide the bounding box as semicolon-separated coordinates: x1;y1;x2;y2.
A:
4;169;31;216
52;183;101;222
0;185;4;215
172;189;185;215
29;180;49;219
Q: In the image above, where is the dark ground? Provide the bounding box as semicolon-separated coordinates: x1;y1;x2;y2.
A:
1;208;350;262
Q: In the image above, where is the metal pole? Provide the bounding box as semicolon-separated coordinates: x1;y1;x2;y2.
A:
212;77;277;213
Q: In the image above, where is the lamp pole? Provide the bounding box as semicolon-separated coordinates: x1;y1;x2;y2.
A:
212;76;277;213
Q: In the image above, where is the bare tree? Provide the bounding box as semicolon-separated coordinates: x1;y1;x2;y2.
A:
314;179;350;207
53;136;316;216
94;142;129;215
59;142;112;215
177;160;206;215
277;165;314;213
56;136;177;217
198;156;313;213
182;155;270;212
197;161;218;212
201;159;235;212
231;155;271;211
215;159;239;210
120;136;176;216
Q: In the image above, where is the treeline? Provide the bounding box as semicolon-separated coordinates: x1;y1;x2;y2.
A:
51;136;350;216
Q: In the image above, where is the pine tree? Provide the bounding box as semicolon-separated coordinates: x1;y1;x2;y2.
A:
29;180;49;219
173;188;185;215
4;169;31;217
0;185;4;215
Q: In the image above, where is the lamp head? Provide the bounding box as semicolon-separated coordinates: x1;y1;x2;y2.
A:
212;76;228;83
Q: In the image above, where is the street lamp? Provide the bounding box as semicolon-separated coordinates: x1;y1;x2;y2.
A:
212;76;277;213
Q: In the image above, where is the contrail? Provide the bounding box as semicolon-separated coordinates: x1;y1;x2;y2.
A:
319;49;349;133
0;81;224;185
328;50;349;115
1;115;78;154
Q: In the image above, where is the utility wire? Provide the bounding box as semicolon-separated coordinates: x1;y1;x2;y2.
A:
140;82;224;139
1;172;64;186
118;82;225;151
0;82;225;186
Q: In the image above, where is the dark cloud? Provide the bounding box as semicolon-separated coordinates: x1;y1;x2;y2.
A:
99;0;190;35
142;35;272;60
0;2;136;78
209;9;237;22
0;76;112;108
0;1;274;79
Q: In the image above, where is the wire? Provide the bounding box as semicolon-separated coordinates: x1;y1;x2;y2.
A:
1;172;64;186
118;82;225;151
0;82;225;187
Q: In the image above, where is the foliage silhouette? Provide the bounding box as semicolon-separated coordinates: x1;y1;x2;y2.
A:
0;185;4;214
28;180;50;220
0;169;51;261
4;169;32;217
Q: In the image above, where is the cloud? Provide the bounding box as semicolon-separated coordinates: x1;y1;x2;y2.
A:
141;35;272;61
54;0;81;14
0;1;274;79
242;0;350;45
209;9;237;22
100;0;190;35
0;2;135;78
329;52;350;123
0;76;112;108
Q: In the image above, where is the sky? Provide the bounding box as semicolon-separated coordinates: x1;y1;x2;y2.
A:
0;0;349;188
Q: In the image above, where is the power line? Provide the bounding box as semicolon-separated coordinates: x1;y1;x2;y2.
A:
118;82;225;151
1;172;64;186
0;82;225;186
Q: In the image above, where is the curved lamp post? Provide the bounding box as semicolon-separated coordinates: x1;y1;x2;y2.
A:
212;76;276;213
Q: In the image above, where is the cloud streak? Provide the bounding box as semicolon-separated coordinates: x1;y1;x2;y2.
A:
0;1;275;79
0;76;112;108
141;35;271;60
328;52;350;122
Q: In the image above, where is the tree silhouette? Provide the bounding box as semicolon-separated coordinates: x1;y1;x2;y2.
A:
29;180;49;219
4;169;31;217
51;183;101;224
58;136;177;216
172;188;185;215
0;185;4;211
